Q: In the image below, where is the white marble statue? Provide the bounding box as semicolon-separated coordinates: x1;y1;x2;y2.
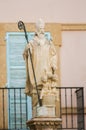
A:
23;19;58;106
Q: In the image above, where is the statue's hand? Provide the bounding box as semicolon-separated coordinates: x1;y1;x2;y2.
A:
23;52;28;60
41;75;47;83
52;74;58;81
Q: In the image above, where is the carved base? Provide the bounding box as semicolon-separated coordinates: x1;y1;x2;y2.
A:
26;117;62;130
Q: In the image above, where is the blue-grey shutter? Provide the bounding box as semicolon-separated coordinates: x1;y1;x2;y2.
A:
6;33;26;88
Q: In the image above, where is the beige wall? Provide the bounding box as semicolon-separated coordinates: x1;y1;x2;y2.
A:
0;0;86;23
61;31;86;87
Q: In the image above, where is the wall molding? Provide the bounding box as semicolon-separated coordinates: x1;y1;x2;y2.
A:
62;23;86;31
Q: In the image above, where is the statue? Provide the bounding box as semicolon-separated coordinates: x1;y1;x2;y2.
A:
23;19;59;109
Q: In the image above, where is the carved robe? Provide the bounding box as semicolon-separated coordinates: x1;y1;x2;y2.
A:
23;35;58;98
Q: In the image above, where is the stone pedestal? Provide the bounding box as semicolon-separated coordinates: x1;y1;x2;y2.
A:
26;117;62;130
28;89;62;130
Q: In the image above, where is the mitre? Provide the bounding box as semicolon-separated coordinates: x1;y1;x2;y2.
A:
35;18;45;29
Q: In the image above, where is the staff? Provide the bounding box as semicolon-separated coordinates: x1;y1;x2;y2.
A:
18;21;42;106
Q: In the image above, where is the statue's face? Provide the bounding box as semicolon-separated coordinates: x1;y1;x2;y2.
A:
39;27;44;34
36;26;45;39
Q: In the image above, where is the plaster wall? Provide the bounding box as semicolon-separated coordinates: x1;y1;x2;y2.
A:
0;0;86;23
61;31;86;87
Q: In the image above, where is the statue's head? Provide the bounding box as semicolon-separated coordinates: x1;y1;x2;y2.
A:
35;19;45;35
36;18;45;29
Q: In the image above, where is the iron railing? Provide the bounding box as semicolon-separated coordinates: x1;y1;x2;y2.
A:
0;87;85;130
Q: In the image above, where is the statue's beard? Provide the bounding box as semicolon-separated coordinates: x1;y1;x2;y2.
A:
38;32;44;39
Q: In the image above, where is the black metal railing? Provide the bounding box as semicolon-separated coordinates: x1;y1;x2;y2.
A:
58;87;85;130
0;87;85;130
76;88;85;130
